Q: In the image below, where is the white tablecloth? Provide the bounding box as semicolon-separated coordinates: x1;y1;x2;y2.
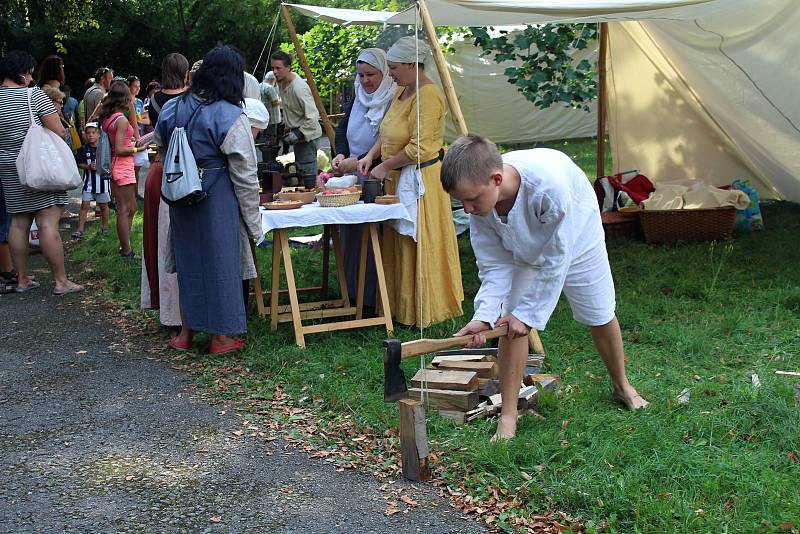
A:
260;201;411;234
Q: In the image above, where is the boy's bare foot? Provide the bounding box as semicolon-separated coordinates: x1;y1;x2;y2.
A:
491;414;518;442
613;384;650;410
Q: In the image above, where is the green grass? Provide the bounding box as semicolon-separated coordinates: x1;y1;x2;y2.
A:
71;138;800;532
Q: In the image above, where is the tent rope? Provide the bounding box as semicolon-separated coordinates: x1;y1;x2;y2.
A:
254;10;281;78
413;2;429;411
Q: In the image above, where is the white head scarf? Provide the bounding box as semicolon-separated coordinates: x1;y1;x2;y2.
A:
354;48;396;135
386;36;431;66
243;98;269;130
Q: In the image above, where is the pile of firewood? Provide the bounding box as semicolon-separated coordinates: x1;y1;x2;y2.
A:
407;348;558;424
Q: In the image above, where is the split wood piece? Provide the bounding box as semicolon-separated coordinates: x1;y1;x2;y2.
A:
437;410;466;425
477;378;500;398
523;373;561;387
775;370;800;377
398;399;431;482
410;369;478;392
524;365;542;377
435;360;498;379
408;388;479;411
431;354;494;366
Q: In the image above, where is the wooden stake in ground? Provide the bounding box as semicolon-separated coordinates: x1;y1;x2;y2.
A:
398;399;431;482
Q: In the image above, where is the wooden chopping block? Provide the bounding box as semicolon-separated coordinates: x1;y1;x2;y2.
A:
410;369;478;392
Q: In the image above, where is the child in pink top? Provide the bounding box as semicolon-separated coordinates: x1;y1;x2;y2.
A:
97;80;142;257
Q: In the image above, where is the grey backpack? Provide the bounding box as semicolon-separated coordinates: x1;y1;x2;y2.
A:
161;98;206;206
96;115;118;182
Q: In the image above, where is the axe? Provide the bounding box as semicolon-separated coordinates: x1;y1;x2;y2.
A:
383;325;509;402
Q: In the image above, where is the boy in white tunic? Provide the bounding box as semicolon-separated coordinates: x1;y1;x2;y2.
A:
441;134;648;441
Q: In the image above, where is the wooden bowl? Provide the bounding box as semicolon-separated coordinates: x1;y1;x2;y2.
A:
375;195;400;205
275;190;317;204
263;200;302;210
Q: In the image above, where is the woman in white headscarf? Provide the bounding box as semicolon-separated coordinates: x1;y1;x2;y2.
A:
332;48;396;307
332;48;395;175
357;36;463;327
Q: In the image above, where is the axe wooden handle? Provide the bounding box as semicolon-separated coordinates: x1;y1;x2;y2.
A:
400;325;509;359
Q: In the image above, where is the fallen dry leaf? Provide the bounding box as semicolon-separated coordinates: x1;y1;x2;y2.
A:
195;448;209;453
384;502;401;516
399;495;418;507
210;515;221;523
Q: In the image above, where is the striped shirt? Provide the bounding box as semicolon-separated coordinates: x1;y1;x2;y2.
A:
0;86;68;213
76;144;107;194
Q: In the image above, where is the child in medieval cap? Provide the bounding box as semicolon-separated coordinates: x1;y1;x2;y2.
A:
440;134;648;441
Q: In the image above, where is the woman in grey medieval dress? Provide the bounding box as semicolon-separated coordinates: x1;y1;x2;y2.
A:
155;45;262;354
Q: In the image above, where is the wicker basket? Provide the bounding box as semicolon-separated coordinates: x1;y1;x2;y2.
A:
640;206;736;243
316;191;361;207
601;211;642;240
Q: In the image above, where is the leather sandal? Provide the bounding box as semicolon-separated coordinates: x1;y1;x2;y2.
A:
209;337;244;354
168;336;192;351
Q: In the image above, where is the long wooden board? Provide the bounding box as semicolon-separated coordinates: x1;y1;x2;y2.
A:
408;388;479;411
431;354;491;365
410;369;478;392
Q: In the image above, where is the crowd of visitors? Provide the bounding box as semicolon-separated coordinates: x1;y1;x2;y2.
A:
0;36;466;350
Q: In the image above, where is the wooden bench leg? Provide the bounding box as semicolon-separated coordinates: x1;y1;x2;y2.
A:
355;225;368;320
270;231;281;332
250;241;266;317
369;223;393;336
528;329;545;355
331;225;350;307
279;229;305;348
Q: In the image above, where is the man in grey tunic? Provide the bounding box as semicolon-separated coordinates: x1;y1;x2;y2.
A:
270;50;322;178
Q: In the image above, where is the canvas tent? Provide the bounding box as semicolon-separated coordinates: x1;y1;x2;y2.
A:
285;0;800;202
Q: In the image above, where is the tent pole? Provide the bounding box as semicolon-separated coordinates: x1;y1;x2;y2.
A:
418;0;469;136
280;4;336;150
596;22;608;179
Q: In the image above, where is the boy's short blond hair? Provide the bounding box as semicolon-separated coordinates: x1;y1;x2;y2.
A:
440;134;503;192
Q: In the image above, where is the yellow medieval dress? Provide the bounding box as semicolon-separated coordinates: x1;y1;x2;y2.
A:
379;84;464;327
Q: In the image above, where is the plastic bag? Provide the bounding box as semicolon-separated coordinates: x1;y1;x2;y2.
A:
29;219;40;247
15;89;82;192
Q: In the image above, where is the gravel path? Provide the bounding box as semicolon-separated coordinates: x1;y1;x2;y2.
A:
0;240;486;532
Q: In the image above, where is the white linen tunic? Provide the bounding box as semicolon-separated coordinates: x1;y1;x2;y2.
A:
470;148;610;331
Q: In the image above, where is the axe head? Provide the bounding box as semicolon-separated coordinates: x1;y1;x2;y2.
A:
383;338;408;403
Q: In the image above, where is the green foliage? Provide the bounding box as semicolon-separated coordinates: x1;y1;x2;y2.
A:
279;22;383;105
470;24;598;111
277;0;413;106
2;0;300;97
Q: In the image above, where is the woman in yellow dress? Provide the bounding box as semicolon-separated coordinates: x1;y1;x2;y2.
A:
358;36;463;327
